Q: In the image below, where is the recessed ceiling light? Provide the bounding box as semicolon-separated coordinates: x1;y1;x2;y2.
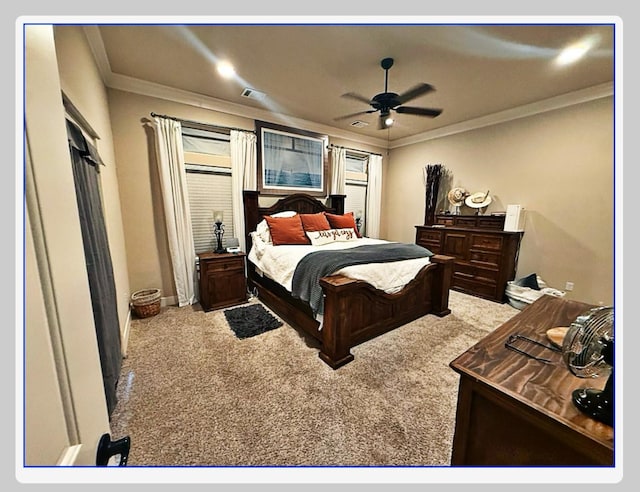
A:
555;36;597;66
217;61;236;79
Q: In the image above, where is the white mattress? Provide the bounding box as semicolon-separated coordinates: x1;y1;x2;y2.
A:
247;232;431;295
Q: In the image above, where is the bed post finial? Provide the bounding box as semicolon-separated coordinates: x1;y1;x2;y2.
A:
329;194;345;215
243;191;259;253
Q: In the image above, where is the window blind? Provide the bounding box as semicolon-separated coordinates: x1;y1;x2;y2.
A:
182;127;234;254
345;182;367;235
185;171;234;254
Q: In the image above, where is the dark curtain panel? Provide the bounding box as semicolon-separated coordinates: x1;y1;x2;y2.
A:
66;120;121;416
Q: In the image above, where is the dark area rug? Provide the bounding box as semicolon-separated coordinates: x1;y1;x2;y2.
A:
223;303;283;339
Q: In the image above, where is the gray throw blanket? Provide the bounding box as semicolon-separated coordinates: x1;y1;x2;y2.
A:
291;243;433;317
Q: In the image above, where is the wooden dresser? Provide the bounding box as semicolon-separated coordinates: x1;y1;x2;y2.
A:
197;252;248;311
416;215;522;303
449;295;614;466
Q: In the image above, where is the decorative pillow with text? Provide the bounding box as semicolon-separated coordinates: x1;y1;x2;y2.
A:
306;228;359;246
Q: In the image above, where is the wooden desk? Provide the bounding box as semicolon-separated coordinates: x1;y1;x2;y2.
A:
449;295;614;466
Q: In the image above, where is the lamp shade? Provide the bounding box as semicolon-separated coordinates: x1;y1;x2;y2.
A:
213;210;224;223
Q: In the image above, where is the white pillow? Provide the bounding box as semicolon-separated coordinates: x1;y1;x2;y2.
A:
255;211;298;244
306;228;359;246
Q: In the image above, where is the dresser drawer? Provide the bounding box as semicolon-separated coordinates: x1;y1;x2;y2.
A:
453;275;498;300
469;250;501;268
435;216;455;226
477;216;505;230
417;228;443;242
416;228;442;254
455;217;479;228
469;233;504;252
455;262;499;283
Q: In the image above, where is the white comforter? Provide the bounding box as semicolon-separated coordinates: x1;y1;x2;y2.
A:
248;233;431;294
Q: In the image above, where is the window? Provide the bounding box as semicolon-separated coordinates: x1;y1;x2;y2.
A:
344;152;369;235
182;127;234;254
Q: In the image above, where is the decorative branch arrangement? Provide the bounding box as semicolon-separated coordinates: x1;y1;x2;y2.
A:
423;163;444;225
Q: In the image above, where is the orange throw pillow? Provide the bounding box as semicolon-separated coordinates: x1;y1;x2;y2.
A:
264;215;310;245
324;212;362;237
300;212;331;232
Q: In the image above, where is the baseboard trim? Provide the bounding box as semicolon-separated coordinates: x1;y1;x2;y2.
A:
121;306;132;358
161;295;177;307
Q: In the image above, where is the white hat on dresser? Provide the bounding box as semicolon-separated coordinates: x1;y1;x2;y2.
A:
465;190;492;209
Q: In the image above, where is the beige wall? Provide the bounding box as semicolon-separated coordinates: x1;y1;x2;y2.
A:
53;26;132;338
384;97;614;306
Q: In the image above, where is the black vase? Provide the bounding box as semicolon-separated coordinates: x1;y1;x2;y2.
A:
424;164;443;225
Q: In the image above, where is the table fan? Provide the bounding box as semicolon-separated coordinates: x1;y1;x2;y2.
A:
561;305;614;427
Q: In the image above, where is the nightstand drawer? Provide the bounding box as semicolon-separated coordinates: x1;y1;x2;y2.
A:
203;256;244;273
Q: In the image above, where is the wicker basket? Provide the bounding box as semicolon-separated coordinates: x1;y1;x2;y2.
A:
131;288;162;318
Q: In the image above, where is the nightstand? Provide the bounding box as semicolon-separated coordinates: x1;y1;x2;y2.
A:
197;252;248;311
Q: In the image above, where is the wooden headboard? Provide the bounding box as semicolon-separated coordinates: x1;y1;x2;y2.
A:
243;191;345;253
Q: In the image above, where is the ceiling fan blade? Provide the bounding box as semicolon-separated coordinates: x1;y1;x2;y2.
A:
334;109;377;121
396;83;435;105
341;92;373;105
395;106;443;117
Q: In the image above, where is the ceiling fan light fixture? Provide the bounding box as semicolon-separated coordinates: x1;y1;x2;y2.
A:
335;57;442;130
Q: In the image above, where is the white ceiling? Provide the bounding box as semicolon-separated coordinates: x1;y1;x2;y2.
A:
90;22;614;147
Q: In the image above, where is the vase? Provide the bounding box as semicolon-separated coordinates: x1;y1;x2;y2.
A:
424;164;443;225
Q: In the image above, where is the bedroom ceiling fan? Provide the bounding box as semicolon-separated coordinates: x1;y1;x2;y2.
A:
334;57;443;130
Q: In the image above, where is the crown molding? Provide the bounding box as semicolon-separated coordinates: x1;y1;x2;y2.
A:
83;26;112;84
105;72;387;148
390;82;614;149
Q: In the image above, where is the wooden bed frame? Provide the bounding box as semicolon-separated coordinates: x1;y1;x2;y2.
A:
243;190;454;369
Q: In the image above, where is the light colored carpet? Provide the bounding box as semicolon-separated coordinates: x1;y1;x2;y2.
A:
109;290;518;467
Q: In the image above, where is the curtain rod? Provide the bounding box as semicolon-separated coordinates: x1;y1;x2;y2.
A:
150;112;255;134
327;144;381;157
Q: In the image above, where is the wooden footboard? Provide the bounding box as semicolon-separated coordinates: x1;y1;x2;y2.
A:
248;254;453;369
318;255;453;368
